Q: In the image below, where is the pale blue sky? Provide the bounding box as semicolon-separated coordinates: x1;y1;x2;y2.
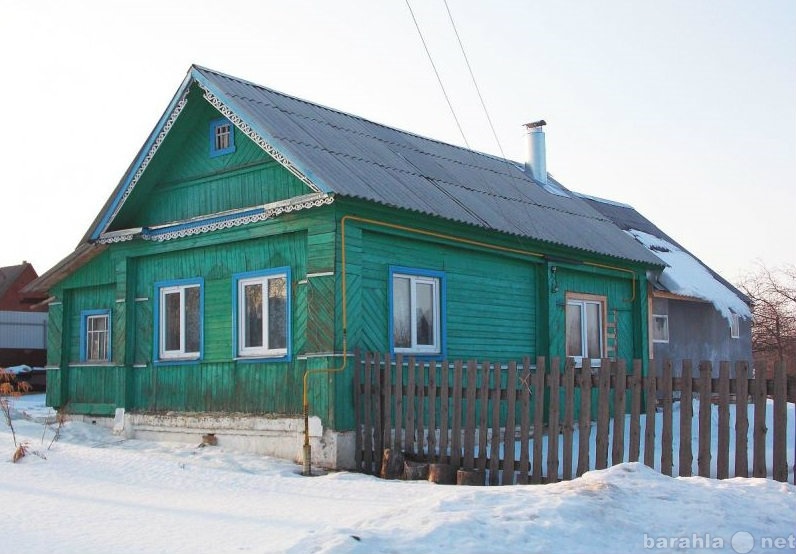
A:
1;0;793;283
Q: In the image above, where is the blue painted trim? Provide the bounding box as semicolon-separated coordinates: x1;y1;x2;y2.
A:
153;277;204;364
79;309;112;362
190;67;333;194
143;207;265;238
232;267;292;362
90;71;195;241
388;266;447;359
209;117;236;157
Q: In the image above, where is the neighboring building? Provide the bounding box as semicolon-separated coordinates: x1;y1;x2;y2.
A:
0;262;47;369
29;65;748;469
579;194;753;374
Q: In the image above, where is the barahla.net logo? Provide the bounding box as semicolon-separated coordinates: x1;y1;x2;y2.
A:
643;531;796;552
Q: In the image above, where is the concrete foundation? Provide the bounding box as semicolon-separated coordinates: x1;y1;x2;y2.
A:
70;411;356;470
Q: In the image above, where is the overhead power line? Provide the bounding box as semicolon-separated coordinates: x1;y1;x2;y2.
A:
442;0;506;160
404;0;471;149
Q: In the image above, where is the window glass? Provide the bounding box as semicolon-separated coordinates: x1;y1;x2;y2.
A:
164;291;181;352
652;315;669;343
566;303;583;357
235;270;289;358
244;283;263;349
85;314;109;361
585;302;601;358
392;276;411;349
184;286;200;354
268;277;287;350
416;281;434;346
391;270;442;354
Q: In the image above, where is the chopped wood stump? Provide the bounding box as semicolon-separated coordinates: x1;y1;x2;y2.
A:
404;460;429;480
380;448;405;480
456;468;485;486
428;463;457;484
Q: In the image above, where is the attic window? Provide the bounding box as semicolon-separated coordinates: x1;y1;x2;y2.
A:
210;118;235;157
730;313;740;339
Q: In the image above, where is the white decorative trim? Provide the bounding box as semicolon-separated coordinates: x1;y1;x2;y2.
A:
199;85;323;194
102;93;190;233
307;272;334;278
143;194;333;243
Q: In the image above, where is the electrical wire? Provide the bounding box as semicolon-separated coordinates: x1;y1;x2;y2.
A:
442;0;506;160
404;0;471;149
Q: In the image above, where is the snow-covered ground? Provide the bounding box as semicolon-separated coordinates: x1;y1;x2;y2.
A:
1;395;794;554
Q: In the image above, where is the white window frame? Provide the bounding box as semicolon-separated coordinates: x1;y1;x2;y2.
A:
652;314;670;343
566;293;606;366
391;270;442;355
235;270;289;359
157;282;202;361
730;313;740;339
81;310;111;363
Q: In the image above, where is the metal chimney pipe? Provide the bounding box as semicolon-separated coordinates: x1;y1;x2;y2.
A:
524;120;547;183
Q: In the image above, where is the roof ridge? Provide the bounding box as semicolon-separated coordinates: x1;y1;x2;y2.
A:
193;65;516;166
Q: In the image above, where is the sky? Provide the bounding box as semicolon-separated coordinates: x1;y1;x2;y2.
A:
1;0;794;284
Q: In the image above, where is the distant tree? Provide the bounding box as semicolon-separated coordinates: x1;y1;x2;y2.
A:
737;264;796;373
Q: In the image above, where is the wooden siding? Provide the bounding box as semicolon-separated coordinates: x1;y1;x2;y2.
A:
359;228;537;360
110;85;309;230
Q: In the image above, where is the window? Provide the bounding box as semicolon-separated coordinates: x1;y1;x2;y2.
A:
233;269;290;359
209;118;235;157
155;279;203;361
652;314;669;343
566;294;606;363
80;310;110;362
390;267;444;355
730;313;740;339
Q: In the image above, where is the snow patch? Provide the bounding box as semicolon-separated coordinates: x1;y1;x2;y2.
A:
626;229;752;321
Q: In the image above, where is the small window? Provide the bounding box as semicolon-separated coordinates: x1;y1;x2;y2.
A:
234;269;291;359
390;267;445;355
652;314;669;343
566;294;606;364
730;313;740;339
210;118;235;157
80;310;111;362
155;279;203;361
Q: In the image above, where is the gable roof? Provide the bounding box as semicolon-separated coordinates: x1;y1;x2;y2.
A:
577;193;751;319
0;263;29;300
83;65;661;268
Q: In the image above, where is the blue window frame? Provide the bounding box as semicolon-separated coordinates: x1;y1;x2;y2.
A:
209;117;235;157
389;266;446;357
232;268;291;361
154;278;204;363
80;309;111;363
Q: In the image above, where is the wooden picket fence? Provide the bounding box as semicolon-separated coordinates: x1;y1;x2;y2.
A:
353;351;796;485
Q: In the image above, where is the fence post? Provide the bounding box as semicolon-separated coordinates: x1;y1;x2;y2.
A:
611;359;627;466
717;362;730;480
477;361;490;473
562;358;576;481
773;362;788;482
354;349;363;472
532;357;545;484
406;356;416;457
427;361;437;462
698;361;713;478
595;360;611;470
734;361;749;478
464;360;477;470
752;363;768;478
679;360;693;477
629;360;642;462
547;357;560;483
661;359;673;476
644;362;657;469
450;360;463;468
577;361;593;477
518;358;531;484
503;361;518;485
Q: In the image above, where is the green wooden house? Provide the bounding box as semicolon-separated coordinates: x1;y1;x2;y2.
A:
26;66;664;468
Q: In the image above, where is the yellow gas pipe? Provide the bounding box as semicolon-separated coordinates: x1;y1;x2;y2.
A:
301;215;639;474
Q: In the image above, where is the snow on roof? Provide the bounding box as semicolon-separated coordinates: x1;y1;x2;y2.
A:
625;229;751;321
